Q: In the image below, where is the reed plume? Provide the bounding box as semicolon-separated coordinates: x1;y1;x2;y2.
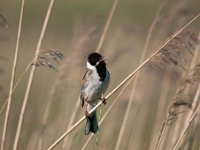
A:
148;31;198;72
31;49;64;71
168;64;200;123
155;32;200;149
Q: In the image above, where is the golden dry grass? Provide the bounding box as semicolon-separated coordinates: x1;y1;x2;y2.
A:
0;0;200;150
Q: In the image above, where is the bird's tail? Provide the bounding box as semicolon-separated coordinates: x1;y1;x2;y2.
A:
85;110;98;135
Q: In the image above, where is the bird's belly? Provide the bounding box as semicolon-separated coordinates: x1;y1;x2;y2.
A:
84;70;110;104
85;81;108;103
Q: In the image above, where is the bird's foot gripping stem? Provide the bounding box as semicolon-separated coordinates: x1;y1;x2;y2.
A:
85;111;91;117
100;97;107;105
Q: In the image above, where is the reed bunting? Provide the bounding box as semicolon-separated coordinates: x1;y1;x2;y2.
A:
80;52;110;135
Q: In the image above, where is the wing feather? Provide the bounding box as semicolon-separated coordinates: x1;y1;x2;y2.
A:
80;69;92;107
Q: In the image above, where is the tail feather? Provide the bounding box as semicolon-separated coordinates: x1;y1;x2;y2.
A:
85;111;98;135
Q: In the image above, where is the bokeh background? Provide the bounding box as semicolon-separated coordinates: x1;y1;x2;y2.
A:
0;0;200;149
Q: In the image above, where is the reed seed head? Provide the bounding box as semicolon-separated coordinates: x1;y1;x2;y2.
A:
31;49;64;71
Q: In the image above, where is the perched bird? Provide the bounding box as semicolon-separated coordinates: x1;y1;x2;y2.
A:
80;52;110;135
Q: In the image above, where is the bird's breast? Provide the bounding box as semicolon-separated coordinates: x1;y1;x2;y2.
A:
84;70;109;103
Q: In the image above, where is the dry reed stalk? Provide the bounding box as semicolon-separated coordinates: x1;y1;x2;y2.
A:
169;34;200;149
173;83;200;150
155;95;177;150
192;123;200;149
61;96;80;150
115;2;168;149
62;0;119;148
95;0;119;53
81;80;132;150
142;0;168;53
181;90;200;149
13;0;56;149
1;1;25;149
114;78;138;150
47;13;200;150
180;110;200;149
149;69;172;150
0;63;31;115
177;62;200;149
115;39;147;150
158;69;190;150
191;111;200;148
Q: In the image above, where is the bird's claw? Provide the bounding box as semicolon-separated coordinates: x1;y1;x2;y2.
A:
85;111;90;117
100;97;107;105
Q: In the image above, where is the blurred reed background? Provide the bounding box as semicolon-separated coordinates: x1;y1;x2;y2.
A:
0;0;200;149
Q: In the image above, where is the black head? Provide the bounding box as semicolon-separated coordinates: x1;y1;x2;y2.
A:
87;52;104;66
87;52;108;81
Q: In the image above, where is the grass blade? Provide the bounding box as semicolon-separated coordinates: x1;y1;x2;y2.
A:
1;0;25;149
13;0;56;149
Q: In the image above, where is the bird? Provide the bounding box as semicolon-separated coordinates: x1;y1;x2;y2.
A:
80;52;110;135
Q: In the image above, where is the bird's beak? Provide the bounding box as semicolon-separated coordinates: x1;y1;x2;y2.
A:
101;59;106;62
95;58;106;66
101;57;106;62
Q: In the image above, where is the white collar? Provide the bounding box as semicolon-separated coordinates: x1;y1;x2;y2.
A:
87;62;96;70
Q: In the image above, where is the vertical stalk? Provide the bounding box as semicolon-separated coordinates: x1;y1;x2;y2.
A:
1;0;25;149
13;0;55;149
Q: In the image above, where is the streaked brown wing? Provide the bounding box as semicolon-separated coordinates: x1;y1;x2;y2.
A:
80;69;92;107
